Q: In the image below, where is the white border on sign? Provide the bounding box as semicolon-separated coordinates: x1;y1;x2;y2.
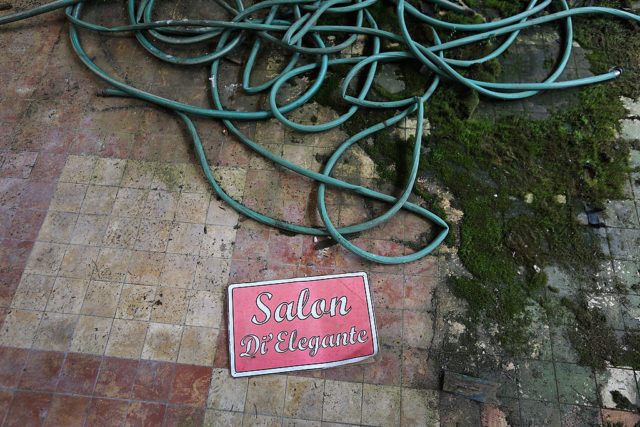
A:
227;272;378;378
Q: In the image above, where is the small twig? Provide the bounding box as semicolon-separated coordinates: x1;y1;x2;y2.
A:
0;2;13;11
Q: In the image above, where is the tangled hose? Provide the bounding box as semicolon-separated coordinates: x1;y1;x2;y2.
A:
1;0;638;264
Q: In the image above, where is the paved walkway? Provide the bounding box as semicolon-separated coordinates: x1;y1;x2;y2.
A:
0;3;639;427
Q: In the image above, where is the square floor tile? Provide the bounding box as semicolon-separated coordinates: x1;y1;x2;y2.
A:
361;384;401;426
518;360;558;402
94;357;138;399
18;350;64;392
322;380;362;424
46;277;88;314
132;360;175;402
161;253;198;288
141;322;183;362
245;374;287;416
33;312;77;351
0;309;42;347
127;251;164;285
57;353;102;394
70;316;113;354
178;326;218;366
283;376;324;420
11;274;54;310
169;364;212;407
186;290;223;328
116;284;155;321
207;368;248;412
81;280;121;317
105;319;148;358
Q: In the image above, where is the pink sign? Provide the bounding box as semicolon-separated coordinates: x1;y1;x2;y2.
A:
228;272;378;377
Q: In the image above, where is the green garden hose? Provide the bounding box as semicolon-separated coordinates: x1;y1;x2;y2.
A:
1;0;638;264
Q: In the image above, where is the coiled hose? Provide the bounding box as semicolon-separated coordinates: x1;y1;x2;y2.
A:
1;0;638;264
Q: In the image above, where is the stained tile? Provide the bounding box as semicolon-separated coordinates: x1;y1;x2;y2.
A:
556;363;597;406
94;357;138;399
70;214;108;245
403;310;434;348
132;360;175;402
59;155;96;184
45;394;90;427
519;360;559;402
201;225;236;258
120;160;156;189
284;376;324;420
178;326;218;366
142;190;177;220
175;192;210;223
0;309;42;347
402;347;439;389
164;406;205;426
404;275;435;311
70;316;112;354
232;228;269;260
25;242;66;275
49;183;87;212
105;319;147;358
244;374;287;417
33;312;77;351
11;274;55;310
207;368;248;412
363;345;402;386
268;232;303;264
37;211;77;243
203;409;243;427
93;248;131;281
161;253;198;288
57;353;101;394
81;280;121;317
369;273;404;310
193;257;230;291
242;414;282;427
361;384;401;426
141;322;182;362
116;284;155;321
85;398;129;427
103;216;140;249
401;388;439;426
150;287;189;324
112;188;147;217
206;197;239;226
167;221;204;255
135;219;171;252
5;391;52;426
169;364;212;407
186;290;223;328
58;245;99;279
19;350;64;391
0;347;28;387
124;402;166;427
46;277;88;314
91;158;125;186
322;380;362;424
126;251;164;285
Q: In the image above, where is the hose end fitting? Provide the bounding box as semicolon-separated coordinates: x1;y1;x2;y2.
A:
609;66;624;76
97;88;108;97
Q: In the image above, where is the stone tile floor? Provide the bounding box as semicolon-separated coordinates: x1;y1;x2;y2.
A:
0;2;639;427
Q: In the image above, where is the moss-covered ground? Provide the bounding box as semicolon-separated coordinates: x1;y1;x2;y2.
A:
317;0;640;367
